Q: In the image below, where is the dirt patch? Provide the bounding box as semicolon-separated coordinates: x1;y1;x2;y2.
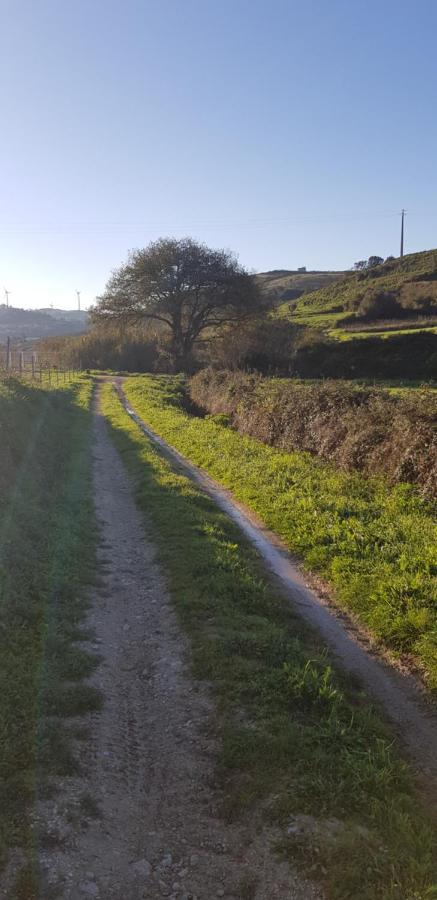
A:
36;387;319;899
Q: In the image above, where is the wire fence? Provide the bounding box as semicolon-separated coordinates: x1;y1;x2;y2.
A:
0;345;81;385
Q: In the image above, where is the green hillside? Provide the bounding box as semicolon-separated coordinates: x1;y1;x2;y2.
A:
255;268;345;305
277;249;437;338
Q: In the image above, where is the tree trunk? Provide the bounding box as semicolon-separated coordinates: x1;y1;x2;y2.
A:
170;324;194;373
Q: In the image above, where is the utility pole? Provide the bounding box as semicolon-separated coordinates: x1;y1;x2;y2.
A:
76;290;81;311
400;209;405;258
4;288;10;307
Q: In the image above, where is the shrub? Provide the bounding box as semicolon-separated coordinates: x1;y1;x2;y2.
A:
400;281;437;313
351;289;402;320
189;370;437;500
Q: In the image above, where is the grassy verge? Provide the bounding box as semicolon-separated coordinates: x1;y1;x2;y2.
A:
332;325;437;341
0;376;97;896
189;370;437;500
122;375;437;691
102;381;436;900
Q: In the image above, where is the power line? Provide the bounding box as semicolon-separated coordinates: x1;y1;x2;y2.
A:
0;210;407;233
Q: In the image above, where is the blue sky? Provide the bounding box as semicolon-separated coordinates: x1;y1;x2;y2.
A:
1;0;437;309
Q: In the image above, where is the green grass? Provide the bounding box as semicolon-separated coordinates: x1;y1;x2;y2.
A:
255;270;345;307
331;325;437;341
101;381;437;900
0;375;97;896
122;375;437;690
277;308;352;328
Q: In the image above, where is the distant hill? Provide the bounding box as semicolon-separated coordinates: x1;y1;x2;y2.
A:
255;269;345;306
277;249;437;339
40;307;89;323
0;306;89;341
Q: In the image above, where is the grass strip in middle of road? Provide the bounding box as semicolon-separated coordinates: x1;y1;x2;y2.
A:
101;381;436;900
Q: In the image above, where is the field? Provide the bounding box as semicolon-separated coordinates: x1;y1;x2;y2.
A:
0;375;96;896
255;269;345;306
285;329;437;380
122;375;437;690
244;254;437;380
277;250;437;341
330;324;437;341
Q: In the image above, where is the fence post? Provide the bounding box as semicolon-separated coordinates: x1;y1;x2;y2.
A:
32;354;35;379
6;337;10;373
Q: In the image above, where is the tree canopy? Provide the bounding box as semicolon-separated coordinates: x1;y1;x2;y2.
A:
93;237;262;368
353;256;384;270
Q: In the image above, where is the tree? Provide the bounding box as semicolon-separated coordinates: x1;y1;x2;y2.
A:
92;238;262;369
367;255;384;268
353;256;384;270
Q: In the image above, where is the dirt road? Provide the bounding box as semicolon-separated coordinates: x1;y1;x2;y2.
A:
37;387;319;899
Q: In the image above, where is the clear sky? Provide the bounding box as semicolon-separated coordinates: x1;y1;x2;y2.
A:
1;0;437;310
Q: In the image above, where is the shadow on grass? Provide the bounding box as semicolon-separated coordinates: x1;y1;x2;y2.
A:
0;378;99;896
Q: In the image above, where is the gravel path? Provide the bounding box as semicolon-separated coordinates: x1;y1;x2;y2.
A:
36;387;319;900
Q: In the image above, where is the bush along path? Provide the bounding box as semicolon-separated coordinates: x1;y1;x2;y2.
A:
189;370;437;501
100;378;436;900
